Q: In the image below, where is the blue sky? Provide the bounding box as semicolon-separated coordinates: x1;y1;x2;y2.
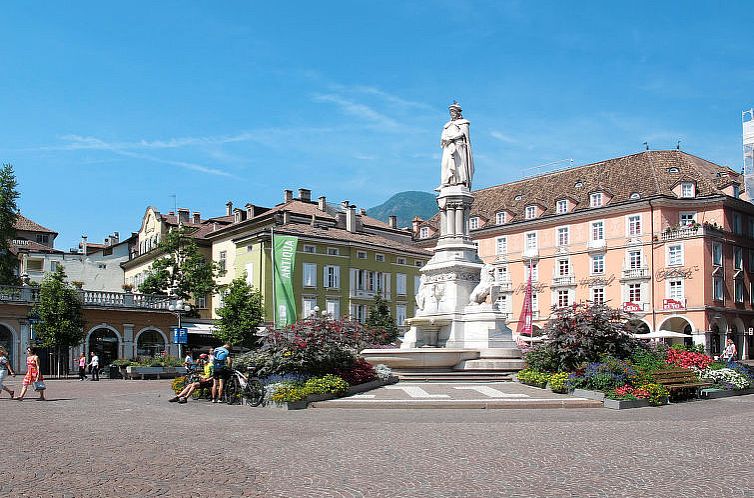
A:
2;1;752;250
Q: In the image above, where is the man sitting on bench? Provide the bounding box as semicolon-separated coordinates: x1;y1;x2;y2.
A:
169;354;212;404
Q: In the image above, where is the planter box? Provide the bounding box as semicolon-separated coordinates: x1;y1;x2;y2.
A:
572;389;605;401
267;376;399;410
603;398;650;410
700;387;754;399
125;366;187;380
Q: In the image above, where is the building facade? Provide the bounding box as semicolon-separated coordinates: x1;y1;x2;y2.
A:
416;150;754;359
207;188;430;328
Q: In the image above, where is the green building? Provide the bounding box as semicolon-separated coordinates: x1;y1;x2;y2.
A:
207;188;430;329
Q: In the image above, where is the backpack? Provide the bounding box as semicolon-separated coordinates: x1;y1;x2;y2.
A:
213;347;229;365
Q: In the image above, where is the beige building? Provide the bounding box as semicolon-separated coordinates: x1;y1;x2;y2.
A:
122;206;233;319
416;150;754;360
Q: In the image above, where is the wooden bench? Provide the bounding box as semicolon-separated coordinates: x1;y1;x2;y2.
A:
653;368;713;398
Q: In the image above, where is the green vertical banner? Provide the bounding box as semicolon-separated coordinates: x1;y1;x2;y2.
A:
273;235;298;328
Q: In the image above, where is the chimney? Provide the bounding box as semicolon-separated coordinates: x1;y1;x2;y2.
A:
284;189;293;203
412;216;422;235
318;196;327;212
360;208;367;216
282;210;291;225
245;203;254;219
177;208;190;225
388;216;397;229
81;234;88;254
225;201;233;217
346;205;357;233
298;188;311;203
193;212;201;224
341;200;350;210
311;214;316;227
233;208;244;223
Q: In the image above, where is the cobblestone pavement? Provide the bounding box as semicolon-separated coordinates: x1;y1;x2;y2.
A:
1;379;753;497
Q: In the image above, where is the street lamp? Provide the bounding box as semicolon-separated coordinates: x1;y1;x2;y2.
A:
169;298;191;359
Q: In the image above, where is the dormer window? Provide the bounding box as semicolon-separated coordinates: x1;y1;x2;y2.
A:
575;181;583;189
667;167;680;173
514;195;522;201
469;217;479;230
630;192;641;200
556;199;568;214
525;205;536;220
590;193;603;207
419;227;429;239
681;182;695;198
495;212;506;225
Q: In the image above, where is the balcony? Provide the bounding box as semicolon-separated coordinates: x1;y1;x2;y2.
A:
551;275;576;287
494;279;513;291
660;226;704;242
0;285;172;310
621;267;650;280
587;239;606;251
349;289;391;300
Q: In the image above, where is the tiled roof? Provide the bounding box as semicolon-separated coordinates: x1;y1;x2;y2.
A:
264;200;336;220
419;150;740;229
14;214;56;234
273;222;432;257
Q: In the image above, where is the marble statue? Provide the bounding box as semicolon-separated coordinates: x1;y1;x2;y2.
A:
468;264;495;305
440;101;474;189
415;274;433;311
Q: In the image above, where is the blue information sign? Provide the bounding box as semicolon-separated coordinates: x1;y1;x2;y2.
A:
173;327;188;345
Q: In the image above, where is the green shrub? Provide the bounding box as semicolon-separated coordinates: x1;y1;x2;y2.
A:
548;372;570;393
172;376;188;394
517;369;551;388
524;346;559;373
639;383;669;406
269;374;350;404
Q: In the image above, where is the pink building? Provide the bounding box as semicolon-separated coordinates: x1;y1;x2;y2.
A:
416;150;754;360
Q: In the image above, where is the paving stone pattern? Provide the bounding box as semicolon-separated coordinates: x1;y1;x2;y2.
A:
1;379;753;497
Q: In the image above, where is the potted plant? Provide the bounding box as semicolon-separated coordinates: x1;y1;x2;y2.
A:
121;283;134;293
71;280;84;289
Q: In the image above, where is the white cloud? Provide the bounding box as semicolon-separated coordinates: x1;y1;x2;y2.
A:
490;130;518;144
312;93;402;130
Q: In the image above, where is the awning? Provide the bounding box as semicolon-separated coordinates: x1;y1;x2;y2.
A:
633;330;690;339
183;323;217;336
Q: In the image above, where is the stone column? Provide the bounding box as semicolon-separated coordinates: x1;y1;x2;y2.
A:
123;324;134;359
454;205;464;237
18;320;30;373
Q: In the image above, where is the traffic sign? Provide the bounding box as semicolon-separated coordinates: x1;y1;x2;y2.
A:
173;327;188;344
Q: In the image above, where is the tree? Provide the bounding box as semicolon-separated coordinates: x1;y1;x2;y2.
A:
138;225;224;301
0;163;19;285
32;265;85;375
215;274;264;349
365;294;399;343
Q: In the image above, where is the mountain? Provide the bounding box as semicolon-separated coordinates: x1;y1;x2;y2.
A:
367;191;438;229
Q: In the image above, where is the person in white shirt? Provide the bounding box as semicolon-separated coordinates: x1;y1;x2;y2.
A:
88;352;100;381
722;338;737;367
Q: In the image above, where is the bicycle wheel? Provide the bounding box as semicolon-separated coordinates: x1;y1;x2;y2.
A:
244;379;265;407
223;375;242;405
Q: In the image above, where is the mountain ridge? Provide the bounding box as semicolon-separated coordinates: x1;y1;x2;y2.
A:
367;191;438;229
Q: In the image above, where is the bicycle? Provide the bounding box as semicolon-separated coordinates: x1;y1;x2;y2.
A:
222;366;265;407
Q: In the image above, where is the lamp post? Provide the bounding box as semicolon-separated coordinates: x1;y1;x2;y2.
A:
169;298;191;359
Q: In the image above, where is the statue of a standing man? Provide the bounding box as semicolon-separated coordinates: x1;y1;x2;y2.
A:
440;101;474;189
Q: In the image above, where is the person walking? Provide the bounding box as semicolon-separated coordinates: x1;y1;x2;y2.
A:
77;352;87;381
88;351;100;381
15;346;45;401
722;337;738;367
0;346;16;398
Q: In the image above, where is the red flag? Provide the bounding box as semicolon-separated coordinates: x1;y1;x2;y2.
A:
517;265;533;336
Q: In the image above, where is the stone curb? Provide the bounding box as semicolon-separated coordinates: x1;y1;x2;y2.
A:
310;398;603;409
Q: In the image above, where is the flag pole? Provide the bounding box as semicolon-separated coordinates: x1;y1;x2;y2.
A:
270;226;277;328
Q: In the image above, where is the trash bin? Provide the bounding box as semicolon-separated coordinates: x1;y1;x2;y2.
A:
108;364;121;379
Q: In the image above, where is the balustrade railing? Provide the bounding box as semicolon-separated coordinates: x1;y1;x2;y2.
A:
0;285;170;310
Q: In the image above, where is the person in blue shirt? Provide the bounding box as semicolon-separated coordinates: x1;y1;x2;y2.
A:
211;343;232;403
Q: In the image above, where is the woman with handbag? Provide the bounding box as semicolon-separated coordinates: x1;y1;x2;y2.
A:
15;346;45;401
